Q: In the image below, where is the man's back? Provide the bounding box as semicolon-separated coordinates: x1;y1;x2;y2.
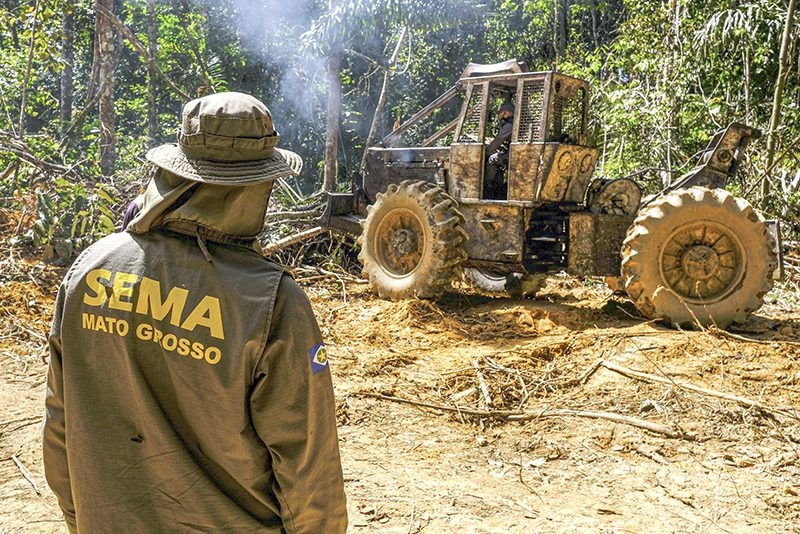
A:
44;229;347;532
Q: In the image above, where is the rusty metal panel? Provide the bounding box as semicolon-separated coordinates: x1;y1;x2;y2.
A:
362;147;450;203
562;146;598;202
507;144;598;203
507;143;542;201
568;212;633;277
538;145;598;203
533;144;560;200
460;202;526;262
448;143;484;200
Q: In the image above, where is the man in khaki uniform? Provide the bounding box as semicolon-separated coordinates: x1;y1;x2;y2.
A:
43;92;348;533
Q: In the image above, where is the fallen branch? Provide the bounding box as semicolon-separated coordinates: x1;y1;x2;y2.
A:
361;392;520;417
10;454;40;496
600;359;798;418
266;209;323;221
472;359;493;407
0;132;76;179
361;392;693;440
507;408;692;440
575;357;604;385
0;162;18;184
263;226;326;256
294;269;364;284
1;416;41;433
9;318;47;343
710;326;800;347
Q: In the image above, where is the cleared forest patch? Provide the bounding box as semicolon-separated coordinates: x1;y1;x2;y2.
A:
1;216;800;533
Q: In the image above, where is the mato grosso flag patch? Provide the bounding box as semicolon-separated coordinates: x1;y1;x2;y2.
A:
309;343;329;374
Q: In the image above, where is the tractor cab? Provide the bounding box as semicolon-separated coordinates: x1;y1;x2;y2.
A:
448;69;597;204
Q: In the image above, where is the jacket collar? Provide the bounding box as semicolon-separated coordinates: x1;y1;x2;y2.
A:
126;168;272;247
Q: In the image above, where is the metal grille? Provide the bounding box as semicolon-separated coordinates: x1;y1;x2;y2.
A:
519;79;545;142
550;88;584;142
458;85;483;142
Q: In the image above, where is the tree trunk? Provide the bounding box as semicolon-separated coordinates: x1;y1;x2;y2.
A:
554;0;569;59
323;47;341;192
763;0;798;209
93;1;189;102
360;26;406;173
19;0;40;138
743;47;751;123
664;0;682;187
96;0;117;177
146;0;157;146
60;6;74;140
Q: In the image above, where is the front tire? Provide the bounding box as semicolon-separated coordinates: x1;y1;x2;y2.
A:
358;181;467;299
621;187;776;328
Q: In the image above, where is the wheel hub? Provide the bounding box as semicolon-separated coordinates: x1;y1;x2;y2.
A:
680;245;720;280
660;221;744;302
375;208;425;276
390;229;417;257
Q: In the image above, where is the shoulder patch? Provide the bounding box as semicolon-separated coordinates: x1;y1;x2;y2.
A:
309;342;329;374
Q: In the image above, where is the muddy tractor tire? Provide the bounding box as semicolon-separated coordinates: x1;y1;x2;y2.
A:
621;187;776;329
359;180;467;299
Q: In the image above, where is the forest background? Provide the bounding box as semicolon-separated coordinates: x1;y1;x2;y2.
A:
0;0;799;263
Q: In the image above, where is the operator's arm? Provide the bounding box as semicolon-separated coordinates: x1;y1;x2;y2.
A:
486;121;513;155
42;285;77;533
250;274;347;534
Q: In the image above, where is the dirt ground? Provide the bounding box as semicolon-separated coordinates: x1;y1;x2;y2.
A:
2;214;800;533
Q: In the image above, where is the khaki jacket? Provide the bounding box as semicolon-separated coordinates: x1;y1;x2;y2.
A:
43;172;347;533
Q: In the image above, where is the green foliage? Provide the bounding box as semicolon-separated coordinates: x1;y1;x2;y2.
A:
3;0;800;262
563;0;770;201
30;179;119;256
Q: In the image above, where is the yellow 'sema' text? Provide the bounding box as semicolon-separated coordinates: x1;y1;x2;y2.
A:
82;268;225;340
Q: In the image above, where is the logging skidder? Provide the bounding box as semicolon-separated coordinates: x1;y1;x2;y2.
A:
319;59;783;329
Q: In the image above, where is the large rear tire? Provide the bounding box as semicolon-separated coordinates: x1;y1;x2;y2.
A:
621;187;776;329
359;181;467;299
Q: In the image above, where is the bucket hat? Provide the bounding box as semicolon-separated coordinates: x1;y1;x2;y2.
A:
145;92;302;185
